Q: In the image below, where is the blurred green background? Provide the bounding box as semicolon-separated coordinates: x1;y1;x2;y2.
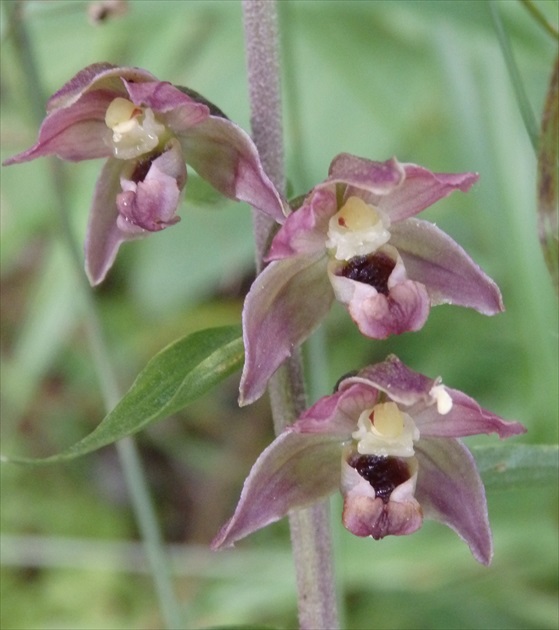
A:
1;1;557;628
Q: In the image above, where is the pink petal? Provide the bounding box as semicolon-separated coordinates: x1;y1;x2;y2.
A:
415;438;493;564
378;164;479;223
413;388;526;439
123;80;209;130
239;254;334;405
178;116;287;222
116;139;186;232
266;187;337;260
294;383;379;436
3;91;114;164
326;154;406;198
46;64;157;111
85;158;130;285
390;218;504;315
343;355;437;407
211;430;341;549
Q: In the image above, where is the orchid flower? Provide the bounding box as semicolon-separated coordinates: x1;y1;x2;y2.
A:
213;355;526;564
240;153;504;404
3;63;286;285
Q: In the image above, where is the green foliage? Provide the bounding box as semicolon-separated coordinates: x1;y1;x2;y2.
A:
1;1;557;629
3;326;243;463
473;443;559;489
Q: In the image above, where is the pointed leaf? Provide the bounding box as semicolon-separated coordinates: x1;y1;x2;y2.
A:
2;326;243;464
472;443;559;489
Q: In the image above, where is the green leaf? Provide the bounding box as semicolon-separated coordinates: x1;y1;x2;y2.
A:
490;0;539;152
3;326;244;464
472;443;559;489
537;55;559;295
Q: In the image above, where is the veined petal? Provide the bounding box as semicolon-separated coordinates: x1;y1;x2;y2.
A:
211;430;342;549
294;383;379;436
326;154;406;198
85;158;131;285
378;164;479;223
415;437;493;565
413;388;526;439
266;187;337;260
3;91;113;164
46;63;157;112
239;254;334;405
390;218;504;314
178;117;287;222
342;355;438;407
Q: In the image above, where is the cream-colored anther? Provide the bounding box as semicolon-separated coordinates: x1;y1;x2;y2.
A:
105;97;165;160
372;402;404;437
352;401;419;458
326;196;391;260
105;97;139;132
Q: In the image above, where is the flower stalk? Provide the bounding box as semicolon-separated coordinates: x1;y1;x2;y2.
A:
242;1;339;628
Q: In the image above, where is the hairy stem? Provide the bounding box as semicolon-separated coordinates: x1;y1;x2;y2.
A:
5;3;182;627
242;0;284;269
242;2;339;628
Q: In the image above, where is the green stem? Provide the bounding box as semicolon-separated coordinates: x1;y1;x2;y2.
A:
489;0;540;153
5;2;182;627
242;2;339;628
519;0;559;41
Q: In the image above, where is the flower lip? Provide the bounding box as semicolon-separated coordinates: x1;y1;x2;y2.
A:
336;250;396;296
349;453;413;504
341;451;422;539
